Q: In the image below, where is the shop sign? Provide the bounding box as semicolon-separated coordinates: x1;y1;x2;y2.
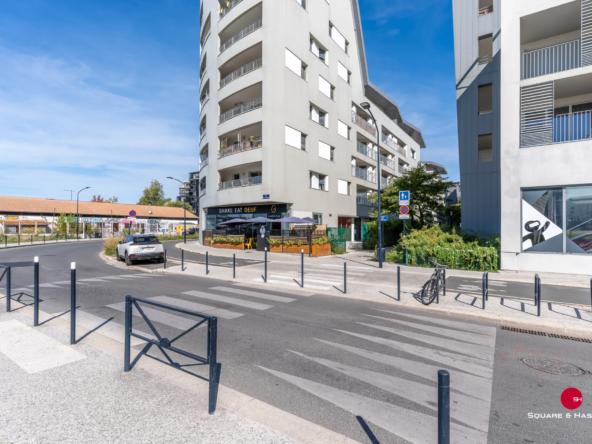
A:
207;204;288;215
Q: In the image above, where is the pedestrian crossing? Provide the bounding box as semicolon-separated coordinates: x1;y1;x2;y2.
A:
250;265;371;291
261;310;496;443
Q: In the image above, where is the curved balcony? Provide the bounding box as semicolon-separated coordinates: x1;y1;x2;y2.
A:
219;137;262;159
219;18;262;54
219;97;262;124
218;176;262;190
220;57;262;89
219;0;244;20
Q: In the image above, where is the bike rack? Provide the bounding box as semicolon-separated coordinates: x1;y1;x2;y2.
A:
124;296;220;414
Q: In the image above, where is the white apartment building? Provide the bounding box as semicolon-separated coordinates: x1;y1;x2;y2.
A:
198;0;425;242
454;0;592;274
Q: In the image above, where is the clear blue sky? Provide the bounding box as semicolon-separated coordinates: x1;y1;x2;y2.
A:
0;0;457;205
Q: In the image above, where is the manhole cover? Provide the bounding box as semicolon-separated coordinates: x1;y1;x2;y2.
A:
520;356;585;376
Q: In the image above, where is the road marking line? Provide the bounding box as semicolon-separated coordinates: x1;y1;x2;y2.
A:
320;264;371;271
374;310;496;336
148;296;244;319
209;287;296;303
269;274;342;285
250;278;331;291
182;290;273;310
0;320;86;374
233;283;316;297
107;302;199;330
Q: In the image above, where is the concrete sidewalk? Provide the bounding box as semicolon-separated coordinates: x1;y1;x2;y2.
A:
0;301;355;444
0;237;103;250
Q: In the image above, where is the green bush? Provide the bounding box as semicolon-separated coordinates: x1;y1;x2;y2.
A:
268;239;282;246
332;246;346;255
104;246;118;257
156;234;199;242
212;236;243;245
364;219;420;250
385;225;500;271
312;236;330;246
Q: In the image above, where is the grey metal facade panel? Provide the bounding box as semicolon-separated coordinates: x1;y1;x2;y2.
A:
582;0;592;66
453;0;501;235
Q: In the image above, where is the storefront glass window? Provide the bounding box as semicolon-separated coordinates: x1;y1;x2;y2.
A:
521;188;563;252
566;186;592;254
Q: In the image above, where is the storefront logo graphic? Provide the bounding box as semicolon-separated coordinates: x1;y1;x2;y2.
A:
271;205;276;214
561;388;583;410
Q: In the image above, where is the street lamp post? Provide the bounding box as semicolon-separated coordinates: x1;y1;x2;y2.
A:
167;177;187;244
76;187;91;240
360;102;383;268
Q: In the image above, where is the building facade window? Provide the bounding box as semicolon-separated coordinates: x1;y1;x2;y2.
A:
337;179;350;195
310;172;328;191
478;34;493;64
319;76;334;99
478;84;493;114
310;103;329;128
338;62;351;84
313;213;323;224
329;23;348;53
478;134;493;162
285;125;306;150
522;186;592;255
338;120;350;139
285;49;307;79
310;37;329;64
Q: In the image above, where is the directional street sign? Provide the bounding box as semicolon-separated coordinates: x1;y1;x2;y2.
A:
399;215;410;220
129;210;137;217
380;215;389;222
400;205;410;215
399;190;410;206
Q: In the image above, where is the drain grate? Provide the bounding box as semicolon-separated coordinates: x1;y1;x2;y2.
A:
500;326;592;343
520;356;586;376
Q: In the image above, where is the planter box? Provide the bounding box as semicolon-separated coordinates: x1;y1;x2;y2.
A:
312;244;331;257
213;242;244;250
269;245;282;253
283;245;310;254
204;239;212;247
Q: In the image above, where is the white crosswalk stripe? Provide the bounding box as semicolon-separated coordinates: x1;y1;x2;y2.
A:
269;274;342;286
182;290;273;310
233;283;316;297
209;287;296;303
250;278;331;291
320;264;371;271
148;296;244;320
107;302;199;330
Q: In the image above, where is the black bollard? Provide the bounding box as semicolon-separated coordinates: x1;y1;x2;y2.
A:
482;271;488;310
537;276;541;317
70;263;76;345
5;267;11;312
344;262;347;294
124;295;132;372
31;235;33;245
301;249;304;287
436;269;440;304
438;370;450;444
164;250;167;269
264;248;267;283
18;234;20;245
182;250;185;272
443;268;446;296
233;254;236;279
534;274;539;306
206;251;209;275
33;256;39;326
397;266;401;301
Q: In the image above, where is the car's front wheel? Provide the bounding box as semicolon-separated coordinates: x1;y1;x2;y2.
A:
125;252;133;266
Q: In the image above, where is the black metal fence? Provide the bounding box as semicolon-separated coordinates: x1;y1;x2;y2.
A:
123;295;220;414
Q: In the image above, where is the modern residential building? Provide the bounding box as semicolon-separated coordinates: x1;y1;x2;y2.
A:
177;171;200;215
453;0;592;274
198;0;425;244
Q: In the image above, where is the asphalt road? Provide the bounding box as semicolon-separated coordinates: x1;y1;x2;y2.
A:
447;276;592;306
160;240;263;268
2;242;592;443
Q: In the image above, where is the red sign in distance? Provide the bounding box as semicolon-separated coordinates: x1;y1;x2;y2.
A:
561;388;583;410
129;210;137;217
400;205;410;215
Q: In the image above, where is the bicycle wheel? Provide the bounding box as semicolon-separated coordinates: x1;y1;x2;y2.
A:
420;277;437;305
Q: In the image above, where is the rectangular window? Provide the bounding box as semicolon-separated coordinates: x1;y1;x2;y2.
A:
285;126;305;150
478;134;493;162
313;213;323;224
319;76;334;99
296;0;306;9
310;104;329;128
319;141;334;161
479;0;493;15
310;172;328;191
478;34;493;64
478;84;493;114
338;62;351;84
338;120;350;139
411;149;417;160
310;37;329;65
329;23;348;53
285;49;306;79
338;179;350;195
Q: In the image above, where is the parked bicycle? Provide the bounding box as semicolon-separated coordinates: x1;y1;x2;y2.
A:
420;259;449;305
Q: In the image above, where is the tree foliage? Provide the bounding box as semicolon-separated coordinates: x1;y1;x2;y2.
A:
91;195;104;202
105;196;119;203
137;180;171;206
370;164;457;227
165;200;193;211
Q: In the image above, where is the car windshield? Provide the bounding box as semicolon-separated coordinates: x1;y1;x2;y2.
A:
134;236;158;243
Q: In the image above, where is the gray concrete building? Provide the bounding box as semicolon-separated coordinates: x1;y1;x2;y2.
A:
454;0;592;274
198;0;425;243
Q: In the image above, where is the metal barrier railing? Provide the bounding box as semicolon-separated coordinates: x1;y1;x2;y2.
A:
124;295;220;414
219;58;262;89
219;18;262;54
522;39;580;80
219;97;262;124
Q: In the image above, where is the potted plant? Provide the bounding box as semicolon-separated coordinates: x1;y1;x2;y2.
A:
204;236;213;247
282;239;310;254
212;236;244;250
269;238;283;253
312;236;331;257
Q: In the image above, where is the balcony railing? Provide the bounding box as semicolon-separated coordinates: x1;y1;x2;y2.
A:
200;128;207;140
200;67;207;81
219;137;262;158
380;154;395;170
522;39;580;80
357;193;378;207
200;94;209;110
398;164;408;174
351;112;377;137
200;157;209;169
351;166;376;183
381;176;394;188
554;111;592;143
200;30;211;55
219;0;243;19
219;97;262;123
219;18;262;54
220;58;262;89
356;142;377;161
479;5;493;16
381;133;407;157
218;176;262;190
200;187;206;197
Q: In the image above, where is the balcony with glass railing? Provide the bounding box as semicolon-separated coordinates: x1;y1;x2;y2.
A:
351;166;376;183
522;40;581;80
218;176;262;190
554;111;592;143
200;128;207;140
200;93;210;110
219;18;262;54
381;176;394;188
219;0;244;19
219;97;262;124
381;133;406;157
220;57;262;89
200;155;209;169
200;30;211;56
380;154;395;170
356;142;377;161
351;111;377;137
356;193;378;208
398;164;408;174
200;187;207;197
218;137;262;158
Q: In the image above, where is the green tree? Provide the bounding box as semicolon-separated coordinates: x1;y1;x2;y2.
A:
165;200;193;211
105;196;119;203
370;164;456;227
137;180;170;206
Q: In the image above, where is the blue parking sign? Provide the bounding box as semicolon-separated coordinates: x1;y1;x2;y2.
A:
399;191;410;205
